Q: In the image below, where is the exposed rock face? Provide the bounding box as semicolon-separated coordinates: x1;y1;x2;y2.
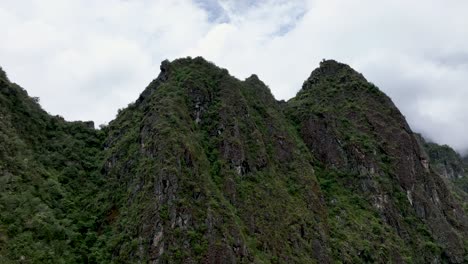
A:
418;135;468;180
1;58;468;263
100;57;329;263
418;135;468;209
287;60;468;263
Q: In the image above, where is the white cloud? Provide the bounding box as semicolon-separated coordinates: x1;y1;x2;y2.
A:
0;0;210;124
1;0;468;153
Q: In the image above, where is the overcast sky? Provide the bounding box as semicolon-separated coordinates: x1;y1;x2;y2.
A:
1;0;468;153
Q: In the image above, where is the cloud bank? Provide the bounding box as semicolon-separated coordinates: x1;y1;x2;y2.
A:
1;0;468;153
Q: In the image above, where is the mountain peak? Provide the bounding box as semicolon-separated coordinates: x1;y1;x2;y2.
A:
245;73;260;82
0;66;9;82
305;59;366;87
2;57;468;263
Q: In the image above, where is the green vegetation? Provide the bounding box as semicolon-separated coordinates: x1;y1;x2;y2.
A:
423;139;468;180
0;58;467;263
286;60;467;263
0;73;104;262
419;135;468;214
90;58;329;263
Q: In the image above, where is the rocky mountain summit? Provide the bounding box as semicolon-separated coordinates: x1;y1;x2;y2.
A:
1;58;467;263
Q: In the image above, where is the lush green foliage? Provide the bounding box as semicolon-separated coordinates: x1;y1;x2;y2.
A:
1;59;467;263
286;60;465;263
0;74;104;263
90;58;328;263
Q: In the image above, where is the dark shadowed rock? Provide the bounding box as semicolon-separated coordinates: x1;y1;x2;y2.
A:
0;66;8;82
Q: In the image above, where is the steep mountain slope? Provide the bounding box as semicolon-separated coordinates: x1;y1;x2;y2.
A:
419;136;468;181
0;68;103;262
286;60;468;263
417;136;468;210
93;58;329;263
1;59;468;263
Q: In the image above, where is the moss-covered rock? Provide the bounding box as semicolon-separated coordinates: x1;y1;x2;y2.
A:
286;60;468;263
1;58;468;263
95;57;329;263
418;134;468;180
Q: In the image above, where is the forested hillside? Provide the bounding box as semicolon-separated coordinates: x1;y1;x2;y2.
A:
1;59;467;263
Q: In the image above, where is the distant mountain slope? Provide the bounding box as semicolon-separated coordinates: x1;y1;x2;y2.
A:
417;135;468;211
1;59;467;263
418;135;468;180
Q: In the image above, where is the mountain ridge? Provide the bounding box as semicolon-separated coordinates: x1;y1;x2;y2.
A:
1;57;467;263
